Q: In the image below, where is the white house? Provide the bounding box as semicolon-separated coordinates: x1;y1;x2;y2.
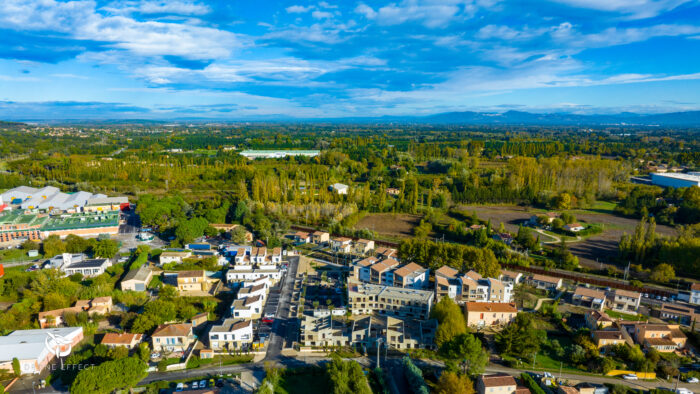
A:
61;258;111;277
237;283;268;302
331;237;353;253
230;295;263;319
159;251;192;265
690;284;700;305
209;319;253;350
563;223;585;232
242;276;271;290
330;183;349;195
226;268;282;284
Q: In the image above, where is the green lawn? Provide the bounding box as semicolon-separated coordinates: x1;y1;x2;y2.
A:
276;371;330;394
605;309;645;321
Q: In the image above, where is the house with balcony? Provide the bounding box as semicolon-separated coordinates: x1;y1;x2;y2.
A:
573;287;607;311
330;237;353;253
151;323;195;352
231;295;263;319
354;239;375;255
208;319;253;350
528;274;563;291
477;373;518;394
464;302;518;327
607;289;641;313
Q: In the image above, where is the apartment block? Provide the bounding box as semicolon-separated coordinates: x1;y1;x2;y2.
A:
347;280;434;319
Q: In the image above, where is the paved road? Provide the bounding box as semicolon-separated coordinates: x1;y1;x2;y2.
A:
264;255;299;360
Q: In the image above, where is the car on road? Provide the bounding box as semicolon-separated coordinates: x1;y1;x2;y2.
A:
676;388;694;394
622;374;638;380
687;378;699;383
264;312;275;318
262;317;274;323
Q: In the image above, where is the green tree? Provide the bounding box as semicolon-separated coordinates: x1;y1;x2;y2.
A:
431;297;467;347
42;235;66;257
71;357;147;394
12;357;20;377
326;355;372;394
93;239;119;258
650;263;675;283
435;371;474;394
495;313;545;360
441;333;488;375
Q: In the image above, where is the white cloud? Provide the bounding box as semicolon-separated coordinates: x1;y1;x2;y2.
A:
0;0;237;60
286;5;313;13
549;0;692;19
312;10;334;19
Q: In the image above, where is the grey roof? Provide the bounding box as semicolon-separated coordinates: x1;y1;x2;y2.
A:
122;264;152;282
63;258;109;269
0;327;83;362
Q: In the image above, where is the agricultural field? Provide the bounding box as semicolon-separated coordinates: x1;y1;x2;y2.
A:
457;204;677;269
354;213;422;238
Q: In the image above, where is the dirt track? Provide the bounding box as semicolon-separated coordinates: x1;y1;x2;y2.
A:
458;205;677;269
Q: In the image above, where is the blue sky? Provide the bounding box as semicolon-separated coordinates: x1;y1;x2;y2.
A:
1;0;700;119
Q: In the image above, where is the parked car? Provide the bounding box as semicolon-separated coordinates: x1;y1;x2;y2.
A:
192;381;199;389
675;388;693;394
216;379;224;388
209;378;215;387
623;374;638;380
150;352;160;359
176;383;184;392
264;312;275;318
262;317;274;323
199;380;206;388
687;378;699;383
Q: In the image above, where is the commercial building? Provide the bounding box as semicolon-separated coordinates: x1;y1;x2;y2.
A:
209;319;254;350
0;327;84;375
464;302;518;327
151;323;195;352
239;150;320;159
0;186;117;212
347;280;434;319
650;172;700;188
120;264;153;291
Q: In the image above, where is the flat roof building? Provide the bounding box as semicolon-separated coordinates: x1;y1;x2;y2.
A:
650;172;700;188
348;280;434;319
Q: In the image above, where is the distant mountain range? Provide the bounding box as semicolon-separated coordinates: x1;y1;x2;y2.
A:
8;110;700;127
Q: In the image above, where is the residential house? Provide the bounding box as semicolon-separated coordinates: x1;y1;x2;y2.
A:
376;247;398;259
690;283;700;305
61;258;111;277
158;251;192;265
370;258;400;285
294;231;311;243
563;223;585;232
591;330;626;349
209;319;253;350
435;266;460;299
190;312;209;328
237;283;267;302
347;280;434;319
493;233;514;245
38;297;113;328
330;183;349;195
477;373;517;394
311;231;330;245
655;303;697;326
557;387;580;394
301;315;348;347
392;263;430;289
101;333;143;349
120;264;153;291
231;295;264;319
386;188;401;196
436;267;512;303
382;315;438;350
528;274;563;291
573;287;607;311
352;257;377;282
331;237;353;253
607;289;641;313
151;323;195;352
575;383;608;394
499;270;523;285
176;270;212;292
225;268;282;284
0;327;83;375
464;302;518;327
585;310;614;330
354;239;375;255
633;323;687;352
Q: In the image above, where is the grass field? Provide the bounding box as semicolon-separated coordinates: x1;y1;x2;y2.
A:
456;204;676;269
354;213;422;238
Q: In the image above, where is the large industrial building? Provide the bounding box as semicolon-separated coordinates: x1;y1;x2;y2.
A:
239;150;320;159
650;172;700;188
0;186;128;243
